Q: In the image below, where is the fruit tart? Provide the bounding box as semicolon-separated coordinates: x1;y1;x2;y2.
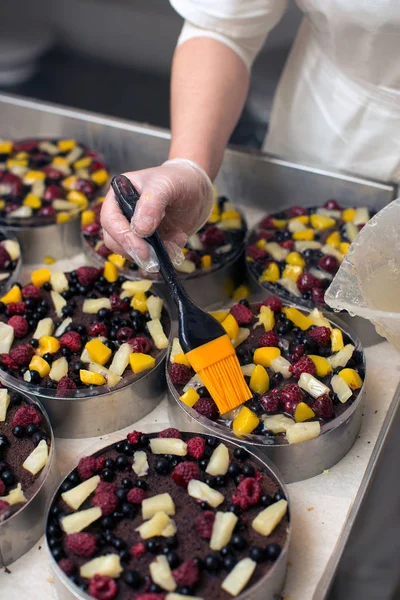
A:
246;201;373;310
46;429;289;600
0;230;21;294
0;138;109;226
167;298;365;445
0;265;170;398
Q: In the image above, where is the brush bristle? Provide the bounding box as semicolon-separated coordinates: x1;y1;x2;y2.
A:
198;354;252;414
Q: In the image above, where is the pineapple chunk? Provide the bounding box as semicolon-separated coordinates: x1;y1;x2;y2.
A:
109;343;131;376
0;389;10;421
249;364;270;394
232;327;250;348
136;511;172;539
286;421;321;444
170;337;184;363
221;558;256;597
175;259;196;274
187;480;224;508
142;494;176;519
121;279;153;295
22;439;48;475
33;317;54;339
50;290;67;318
299;373;330;398
265;242;289;261
80;554;123;579
61;507;102;534
276;277;301;297
147;295;163;320
147;319;169;349
210;512;238;551
183;373;204;392
132;451;149;477
240;363;256;377
206;443;230;476
150;438;188;456
328;344;355;369
331;328;344;352
50;271;69;293
270;356;291;379
262;414;294;434
0;322;14;353
82;298;112;314
321;244;344;262
353;207;370;225
49;357;69;382
162;519;177;538
88;362;122;387
0;483;27;506
61;475;100;510
55;317;72;337
345;222;359;243
187;233;204;250
149;555;177;592
166;595;204;600
1;239;20;261
294;241;322;252
252;499;288;536
309;309;332;329
256;306;275;332
331;374;352;403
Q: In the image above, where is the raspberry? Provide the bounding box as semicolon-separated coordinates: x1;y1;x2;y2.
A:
135;595;165;600
60;331;81;353
172;461;199;488
312;288;326;306
88;575;118;600
308;327;331;346
288;206;308;217
12;405;42;428
193;397;219;420
96;481;116;495
131;542;146;558
297;273;322;293
39;206;56;217
4;203;20;214
13;139;38;152
2;173;23;196
21;285;42;301
259;216;275;229
0;246;11;269
77;456;98;480
311;394;334;419
290;356;316;379
88;322;108;338
127;487;146;504
168;363;192;386
56;376;77;397
318;255;338;273
200;226;225;248
195;511;215;539
230;304;253;325
187;436;206;460
257;230;273;241
158;428;182;439
117;327;134;342
260;390;281;414
172;558;200;587
97;244;112;258
83;222;100;235
8;315;28;338
259;331;280;347
0;354;18;371
0;500;9;514
96;456;106;471
76;179;96;195
0;481;5;495
185;251;201;267
262;296;283;312
280;239;295;251
323;199;342;210
43;185;63;202
129;336;153;354
42;166;63;180
110;294;129;312
232;477;262;510
246;245;267;261
66;532;97;557
92;491;118;516
10;344;34;367
280;384;306;414
7;302;26;315
127;430;142;445
76;266;101;286
58;558;75;575
290;344;305;363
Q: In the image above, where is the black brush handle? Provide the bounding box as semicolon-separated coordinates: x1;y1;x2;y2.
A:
111;175;225;351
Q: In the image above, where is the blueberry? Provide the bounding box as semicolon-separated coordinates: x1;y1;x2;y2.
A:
113;538;126;550
98;308;110;321
197;386;210;398
115;441;125;453
32;431;47;446
239;298;250;307
29;370;41;384
233;448;248;460
265;542;281;561
177;587;191;596
51;546;64;560
121;502;135;517
215;475;226;487
116;488;127;501
204;554;221;572
228;463;241;478
166;551;180;568
139;434;149;446
104;458;115;470
228;504;241;516
206;436;217;448
119;549;131;563
42;282;52;292
149;584;162;593
242;464;255;477
231;533;247;550
274;490;286;502
204;476;215;488
12;425;26;438
67;472;80;485
223;555;237;571
250;546;265;563
61;348;71;358
112;510;124;520
0;302;5;313
101;468;114;482
146;540;160;554
61;306;73;317
136;480;148;490
164;536;178;549
200;501;209;510
154;458;170;475
260;494;273;507
123;570;142;589
47;522;61;538
1;470;15;486
104;340;115;351
115;454;128;470
122;442;134;456
199;459;208;471
48;536;60;548
121;477;133;489
26;423;38;436
60;480;73;493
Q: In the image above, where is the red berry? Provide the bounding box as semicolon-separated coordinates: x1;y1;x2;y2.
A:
323;199;342;210
168;363;192;386
127;430;142;444
0;501;9;514
291;344;305;363
230;304;253;325
0;480;6;495
185;251;201;267
128;336;153;354
39;206;56;218
77;456;98;480
158;428;182;439
262;296;283;312
308;326;331;345
258;331;279;347
21;285;42;301
8;315;28;338
288;206;308;217
42;166;63;180
200;226;225;248
290;356;316;379
297;273;322;293
83;222;101;235
58;558;75;575
172;558;200;587
135;595;165;600
259;390;281;413
91;160;107;172
117;327;134;342
193;397;219;420
0;354;18;371
76;266;100;286
257;231;272;241
7;302;26;315
0;247;11;269
259;215;275;229
232;477;262;510
172;461;199;488
187;436;206;460
12;405;42;428
97;244;111;258
2;173;23;197
280;384;306;414
312;288;326;306
96;481;116;495
88;574;118;600
127;487;147;504
13;139;37;153
60;331;81;353
76;179;96;195
66;532;97;557
131;542;146;558
43;185;63;202
318;255;338;273
92;491;119;516
56;376;77;397
4;203;20;214
195;511;215;539
110;294;129;312
280;239;295;251
246;245;267;261
9;344;34;367
88;322;108;338
311;394;334;419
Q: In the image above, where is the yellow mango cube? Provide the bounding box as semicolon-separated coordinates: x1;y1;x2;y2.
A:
179;388;200;407
286;252;305;267
39;336;60;356
210;311;229;323
342;208;355;223
44;256;56;265
308;355;332;377
74;157;92;169
130;353;156;374
108;254;126;269
282;265;303;282
80;370;106;386
57;139;76;152
232;285;250;302
61;176;78;190
294;402;316;423
340;242;351;255
326;231;341;249
32;268;51;288
292;215;309;225
232;406;260;434
91;169;109;186
257;306;275;332
174;352;191;368
259;262;280;283
338;368;363;390
29;356;51;378
310;214;336;230
207;213;220;224
0;200;5;210
67;191;88;206
272;219;287;228
253;347;281;368
0;141;12;154
249;365;270;394
221;209;241;221
86;339;112;365
201;255;212;269
104;261;118;283
256;239;267;250
282;307;313;331
52;156;68;167
293;229;315;241
331;328;344;352
7;159;28;168
23;170;45;184
57;212;71;224
81;210;96;226
23;194;42;209
131;292;148;313
1;285;22;304
221;314;239;340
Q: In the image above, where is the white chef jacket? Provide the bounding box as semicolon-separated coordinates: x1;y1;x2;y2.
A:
170;0;400;185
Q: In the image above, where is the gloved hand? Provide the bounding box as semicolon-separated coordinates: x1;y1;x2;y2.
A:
100;158;214;272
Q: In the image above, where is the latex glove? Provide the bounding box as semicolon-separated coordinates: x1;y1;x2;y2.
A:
100;158;214;272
